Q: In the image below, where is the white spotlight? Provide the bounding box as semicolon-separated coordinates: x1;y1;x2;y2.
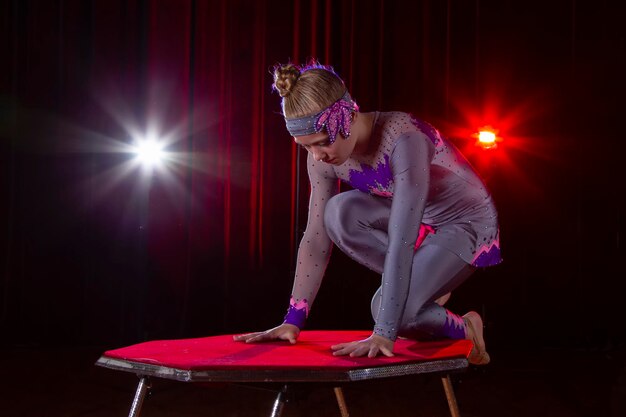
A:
134;138;165;166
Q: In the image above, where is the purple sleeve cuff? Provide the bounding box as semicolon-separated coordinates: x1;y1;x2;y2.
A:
283;297;309;329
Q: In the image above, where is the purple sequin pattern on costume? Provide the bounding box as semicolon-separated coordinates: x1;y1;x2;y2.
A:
410;115;443;147
471;240;502;267
441;310;466;339
283;296;309;329
348;154;393;197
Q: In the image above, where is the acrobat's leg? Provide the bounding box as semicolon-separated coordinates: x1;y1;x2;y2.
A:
369;244;474;340
325;191;454;309
324;190;389;274
325;190;478;342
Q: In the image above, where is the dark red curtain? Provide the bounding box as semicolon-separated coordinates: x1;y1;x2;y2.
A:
1;0;625;348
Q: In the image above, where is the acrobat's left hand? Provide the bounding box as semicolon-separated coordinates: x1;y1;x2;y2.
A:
331;334;395;358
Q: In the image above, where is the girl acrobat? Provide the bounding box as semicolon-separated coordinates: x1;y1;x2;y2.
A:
234;62;501;364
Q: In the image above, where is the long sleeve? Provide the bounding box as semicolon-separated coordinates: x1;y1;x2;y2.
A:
373;133;435;341
284;153;339;328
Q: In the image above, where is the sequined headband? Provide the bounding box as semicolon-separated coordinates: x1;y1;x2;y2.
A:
285;92;359;143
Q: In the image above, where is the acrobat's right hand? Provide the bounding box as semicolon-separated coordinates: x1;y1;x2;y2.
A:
232;323;300;344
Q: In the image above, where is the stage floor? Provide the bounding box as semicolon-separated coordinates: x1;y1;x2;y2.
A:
0;345;623;417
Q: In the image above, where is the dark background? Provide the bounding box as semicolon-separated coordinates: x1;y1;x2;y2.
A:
1;0;625;359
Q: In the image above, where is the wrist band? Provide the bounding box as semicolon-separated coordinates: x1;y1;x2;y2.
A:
283;296;309;329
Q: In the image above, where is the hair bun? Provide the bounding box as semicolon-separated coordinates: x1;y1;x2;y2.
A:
273;64;301;97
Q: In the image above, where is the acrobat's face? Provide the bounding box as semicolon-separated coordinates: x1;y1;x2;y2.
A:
293;130;355;165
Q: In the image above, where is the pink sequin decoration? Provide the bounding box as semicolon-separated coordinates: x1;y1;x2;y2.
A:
314;99;357;143
414;224;436;250
290;296;310;317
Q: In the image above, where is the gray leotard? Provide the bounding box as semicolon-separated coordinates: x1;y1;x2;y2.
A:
289;111;501;340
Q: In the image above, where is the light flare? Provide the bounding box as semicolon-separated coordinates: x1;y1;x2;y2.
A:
133;137;166;167
475;127;499;149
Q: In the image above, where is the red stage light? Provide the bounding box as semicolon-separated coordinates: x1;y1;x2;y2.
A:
474;127;499;149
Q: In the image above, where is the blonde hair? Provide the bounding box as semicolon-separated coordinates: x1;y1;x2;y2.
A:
272;62;347;119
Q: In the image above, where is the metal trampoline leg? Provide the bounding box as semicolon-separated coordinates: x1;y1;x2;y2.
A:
128;376;150;417
270;384;289;417
441;375;461;417
333;387;350;417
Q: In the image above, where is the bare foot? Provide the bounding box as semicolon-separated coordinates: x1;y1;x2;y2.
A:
463;311;491;365
435;292;451;306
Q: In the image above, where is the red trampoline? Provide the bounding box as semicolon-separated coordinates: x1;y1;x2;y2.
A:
96;330;473;417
